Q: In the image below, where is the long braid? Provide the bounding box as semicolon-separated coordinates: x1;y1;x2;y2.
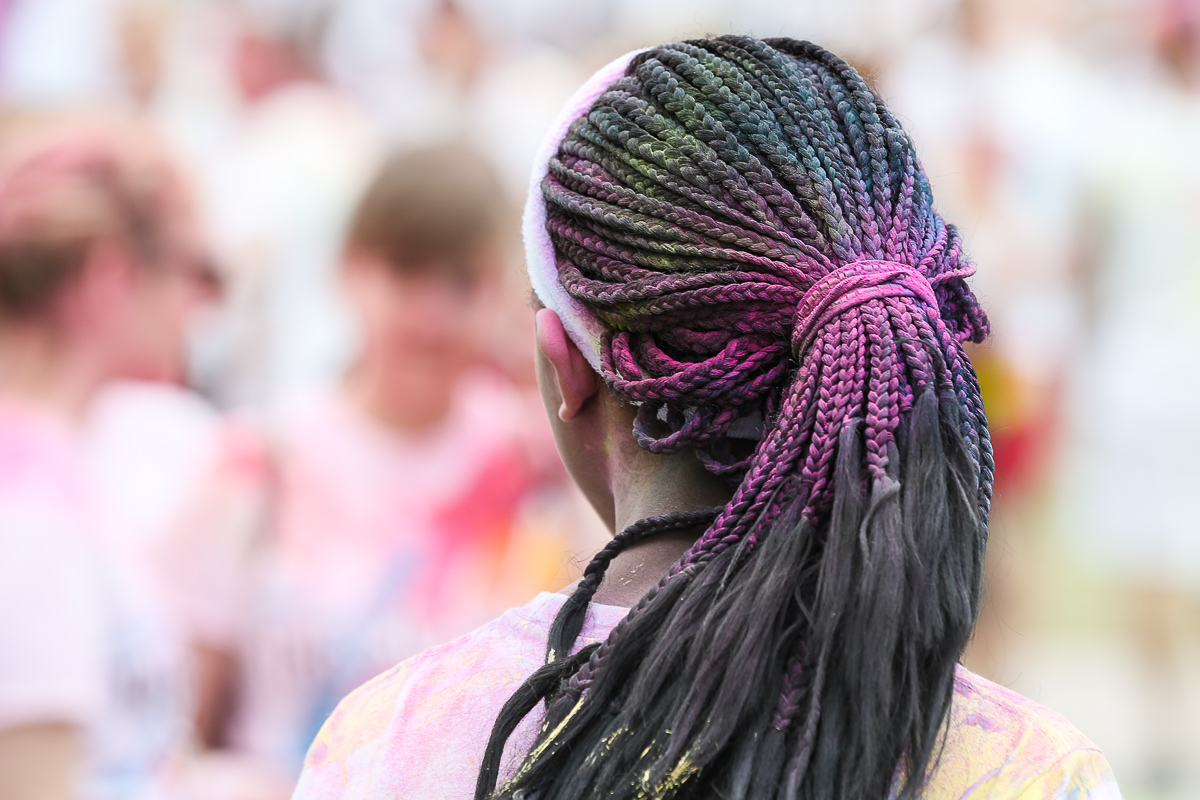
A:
479;36;991;800
546;508;722;665
476;509;719;800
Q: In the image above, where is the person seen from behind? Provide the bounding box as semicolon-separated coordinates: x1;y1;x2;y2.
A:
0;113;214;800
292;37;1121;800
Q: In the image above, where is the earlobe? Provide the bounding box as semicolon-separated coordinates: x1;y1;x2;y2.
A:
535;308;598;422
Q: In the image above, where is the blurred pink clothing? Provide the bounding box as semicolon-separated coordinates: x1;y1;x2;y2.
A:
295;592;1121;800
0;402;186;800
0;403;101;727
170;371;587;779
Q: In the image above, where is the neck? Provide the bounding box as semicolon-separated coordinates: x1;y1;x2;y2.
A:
0;322;108;423
611;447;730;534
590;445;733;608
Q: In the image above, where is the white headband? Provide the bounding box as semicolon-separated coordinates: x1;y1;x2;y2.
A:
523;49;648;373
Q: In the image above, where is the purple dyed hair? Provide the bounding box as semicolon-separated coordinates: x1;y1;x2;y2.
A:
478;36;993;800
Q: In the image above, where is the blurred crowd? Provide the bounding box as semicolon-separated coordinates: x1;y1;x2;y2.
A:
0;1;1197;799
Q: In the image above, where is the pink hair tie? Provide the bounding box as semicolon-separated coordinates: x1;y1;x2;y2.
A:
791;260;938;358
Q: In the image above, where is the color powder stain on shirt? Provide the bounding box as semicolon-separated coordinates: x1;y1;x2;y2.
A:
294;593;1121;800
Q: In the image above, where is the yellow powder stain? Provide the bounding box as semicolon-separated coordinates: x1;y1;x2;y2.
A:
498;695;587;793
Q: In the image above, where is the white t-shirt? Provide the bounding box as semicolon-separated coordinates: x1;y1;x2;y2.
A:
0;402;187;800
84;381;221;554
0;423;105;728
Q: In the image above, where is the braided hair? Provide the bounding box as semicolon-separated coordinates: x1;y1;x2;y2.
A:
477;36;992;800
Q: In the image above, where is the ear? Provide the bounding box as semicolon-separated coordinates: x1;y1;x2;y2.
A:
535;307;599;421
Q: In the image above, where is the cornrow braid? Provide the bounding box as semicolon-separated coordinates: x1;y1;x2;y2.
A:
480;36;992;800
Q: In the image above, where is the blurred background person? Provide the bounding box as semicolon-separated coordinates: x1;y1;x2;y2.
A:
0;113;213;800
3;0;1200;797
1053;0;1200;791
167;144;595;799
176;0;381;410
